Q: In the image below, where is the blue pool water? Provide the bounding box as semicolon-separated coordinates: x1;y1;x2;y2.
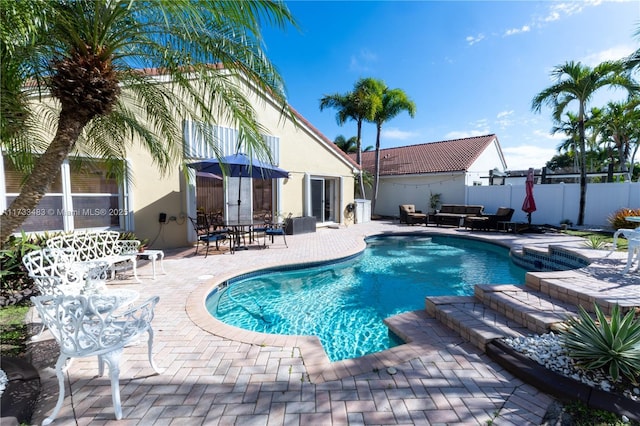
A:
207;235;527;362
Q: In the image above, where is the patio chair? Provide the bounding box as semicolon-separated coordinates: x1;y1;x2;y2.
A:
399;204;426;225
613;228;640;273
252;212;273;247
189;215;229;257
265;215;289;248
32;294;161;424
464;207;514;231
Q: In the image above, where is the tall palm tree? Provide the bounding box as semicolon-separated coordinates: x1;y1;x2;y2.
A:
369;82;416;214
531;60;638;225
320;78;381;197
0;0;295;243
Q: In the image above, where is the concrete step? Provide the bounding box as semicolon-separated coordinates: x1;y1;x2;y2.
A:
525;270;638;315
425;295;530;352
474;284;578;334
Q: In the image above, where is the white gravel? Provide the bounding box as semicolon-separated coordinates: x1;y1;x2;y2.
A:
502;332;640;401
0;368;6;398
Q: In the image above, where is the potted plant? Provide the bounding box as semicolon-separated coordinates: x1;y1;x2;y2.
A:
429;193;442;213
138;238;149;252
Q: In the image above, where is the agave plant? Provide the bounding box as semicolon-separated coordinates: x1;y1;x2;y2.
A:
561;303;640;384
582;235;607;249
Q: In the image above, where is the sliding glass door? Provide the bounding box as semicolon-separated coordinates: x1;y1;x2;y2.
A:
310;177;336;223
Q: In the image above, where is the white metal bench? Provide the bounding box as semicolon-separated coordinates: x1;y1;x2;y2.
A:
46;231;141;282
32;294;161;424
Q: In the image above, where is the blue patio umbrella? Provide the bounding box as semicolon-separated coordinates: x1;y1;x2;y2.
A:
187;153;289;221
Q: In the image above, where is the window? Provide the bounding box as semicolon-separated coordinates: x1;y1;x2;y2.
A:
2;155;128;233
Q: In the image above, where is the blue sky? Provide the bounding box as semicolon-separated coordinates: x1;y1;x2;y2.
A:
261;0;639;170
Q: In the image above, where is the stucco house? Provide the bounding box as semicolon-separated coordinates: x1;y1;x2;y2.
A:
1;69;360;249
356;134;507;217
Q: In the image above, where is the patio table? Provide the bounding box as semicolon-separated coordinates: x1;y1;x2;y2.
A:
225;221;265;252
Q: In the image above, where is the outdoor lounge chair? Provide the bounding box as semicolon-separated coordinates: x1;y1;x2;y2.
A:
399;204;426;225
464;207;514;231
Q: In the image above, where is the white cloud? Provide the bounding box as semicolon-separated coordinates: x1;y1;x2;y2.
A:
445;129;487;139
502;145;557;170
381;127;418;140
504;25;530;36
497;110;514;119
349;48;377;72
581;44;637;66
466;33;485;46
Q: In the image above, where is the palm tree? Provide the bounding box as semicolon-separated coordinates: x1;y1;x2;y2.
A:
592;98;640;181
0;0;295;243
551;112;581;172
369;82;416;214
333;135;373;154
531;60;638;225
320;78;381;197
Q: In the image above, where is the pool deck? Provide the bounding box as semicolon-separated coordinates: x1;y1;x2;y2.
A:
28;220;638;425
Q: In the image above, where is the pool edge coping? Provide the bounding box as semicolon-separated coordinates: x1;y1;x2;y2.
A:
184;229;614;384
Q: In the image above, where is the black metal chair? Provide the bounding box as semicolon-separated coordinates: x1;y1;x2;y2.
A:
189;215;229;257
264;215;289;248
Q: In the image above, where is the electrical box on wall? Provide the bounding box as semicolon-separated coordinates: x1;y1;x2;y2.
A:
158;213;167;223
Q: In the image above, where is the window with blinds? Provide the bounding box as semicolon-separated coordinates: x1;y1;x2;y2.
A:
3;157;124;232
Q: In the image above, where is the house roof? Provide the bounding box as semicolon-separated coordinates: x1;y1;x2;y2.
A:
354;134;502;176
288;106;360;170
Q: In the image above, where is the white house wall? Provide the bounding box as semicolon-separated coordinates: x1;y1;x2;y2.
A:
466;138;507;186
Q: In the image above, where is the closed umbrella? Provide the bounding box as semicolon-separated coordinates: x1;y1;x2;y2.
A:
522;167;537;225
187;153;289;222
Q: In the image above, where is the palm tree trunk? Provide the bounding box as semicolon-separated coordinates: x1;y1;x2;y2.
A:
355;119;365;198
372;123;382;214
578;112;587;226
1;106;90;243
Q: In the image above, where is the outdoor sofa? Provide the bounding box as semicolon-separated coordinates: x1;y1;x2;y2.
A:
431;204;484;227
463;207;515;231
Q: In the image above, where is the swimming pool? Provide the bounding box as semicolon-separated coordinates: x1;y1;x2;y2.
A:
206;235;528;362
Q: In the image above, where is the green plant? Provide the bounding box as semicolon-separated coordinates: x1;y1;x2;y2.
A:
561;303;640;383
0;303;30;357
429;193;441;212
582;235;607;249
0;231;54;304
609;208;640;230
564;400;636;425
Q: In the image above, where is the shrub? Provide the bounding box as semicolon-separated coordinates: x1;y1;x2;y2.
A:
561;303;640;384
0;231;57;306
609;208;640;230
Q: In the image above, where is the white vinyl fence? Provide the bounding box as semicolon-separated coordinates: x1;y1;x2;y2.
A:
466;181;640;228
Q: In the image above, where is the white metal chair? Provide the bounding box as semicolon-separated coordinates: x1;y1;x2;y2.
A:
613;228;640;273
31;294;161;424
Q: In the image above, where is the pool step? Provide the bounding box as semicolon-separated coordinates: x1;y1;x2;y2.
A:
475;284;578;334
426;282;583;352
425;296;529;352
525;271;637;315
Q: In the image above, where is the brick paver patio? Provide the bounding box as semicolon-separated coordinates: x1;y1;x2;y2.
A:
28;220;636;425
